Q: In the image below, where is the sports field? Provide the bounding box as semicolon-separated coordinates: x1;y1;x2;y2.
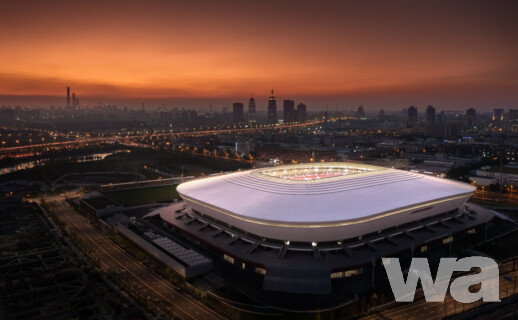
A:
104;185;179;206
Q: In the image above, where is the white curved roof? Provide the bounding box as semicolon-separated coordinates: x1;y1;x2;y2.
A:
177;163;475;225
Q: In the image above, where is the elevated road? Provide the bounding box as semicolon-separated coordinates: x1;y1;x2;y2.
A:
1;119;325;156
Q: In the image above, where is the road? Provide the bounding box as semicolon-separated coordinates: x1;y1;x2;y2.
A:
472;190;518;205
1;119;325;155
45;197;226;320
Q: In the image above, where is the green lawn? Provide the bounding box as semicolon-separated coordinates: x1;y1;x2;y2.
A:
104;185;179;206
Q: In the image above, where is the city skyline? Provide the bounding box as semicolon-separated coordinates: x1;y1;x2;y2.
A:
3;2;518;319
1;0;517;110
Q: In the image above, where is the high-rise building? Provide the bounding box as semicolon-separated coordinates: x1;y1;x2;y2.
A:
233;102;244;123
356;105;365;119
437;111;446;123
66;87;71;107
493;109;504;122
378;109;385;119
297;103;306;122
510;109;518;131
72;93;76;107
267;89;277;123
493;108;505;130
407;106;418;127
466;108;476;128
509;109;518;122
283;100;295;123
426;105;436;124
248;94;256;123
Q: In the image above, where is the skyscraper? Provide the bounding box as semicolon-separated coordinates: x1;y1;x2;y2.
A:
72;92;76;107
66;86;71;107
283;99;295;123
356;105;365;118
437;111;446;123
493;108;504;122
233;102;244;123
407;106;418;127
248;94;256;123
267;89;277;123
466;108;476;128
509;109;518;131
297;103;306;122
426;105;436;124
509;109;518;122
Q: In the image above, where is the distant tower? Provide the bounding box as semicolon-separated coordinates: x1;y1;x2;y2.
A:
426;105;436;124
356;105;365;118
493;108;504;130
72;93;76;107
283;99;295;123
437;111;446;123
509;109;518;123
297;103;306;122
267;89;277;123
248;94;256;123
66;87;71;107
233;102;244;123
466;108;476;128
493;108;504;122
407;106;418;127
75;96;79;107
509;109;518;131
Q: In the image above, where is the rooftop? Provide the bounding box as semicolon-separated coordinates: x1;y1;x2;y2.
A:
177;163;476;224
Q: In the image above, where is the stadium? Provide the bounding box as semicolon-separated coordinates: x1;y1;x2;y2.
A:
154;163;494;295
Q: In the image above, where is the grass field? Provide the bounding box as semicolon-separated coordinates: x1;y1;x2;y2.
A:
104;185;179;206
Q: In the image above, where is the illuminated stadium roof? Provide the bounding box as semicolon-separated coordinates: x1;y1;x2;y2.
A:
176;163;476;242
254;163;383;182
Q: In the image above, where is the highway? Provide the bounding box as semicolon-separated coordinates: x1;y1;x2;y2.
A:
1;119;325;154
45;197;226;320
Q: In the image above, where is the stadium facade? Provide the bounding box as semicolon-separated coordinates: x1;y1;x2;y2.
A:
154;163;493;294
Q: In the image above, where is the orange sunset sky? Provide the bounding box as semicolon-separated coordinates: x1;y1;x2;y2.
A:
0;0;517;110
